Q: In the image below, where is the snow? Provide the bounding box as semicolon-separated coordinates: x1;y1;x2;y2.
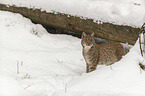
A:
0;10;87;96
0;1;145;96
66;39;145;96
0;0;145;27
0;75;32;96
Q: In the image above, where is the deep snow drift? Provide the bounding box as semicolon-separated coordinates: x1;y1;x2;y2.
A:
0;0;145;27
66;39;145;96
0;10;145;96
0;11;85;96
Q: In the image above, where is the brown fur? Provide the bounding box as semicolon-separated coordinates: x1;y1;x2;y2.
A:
81;32;125;73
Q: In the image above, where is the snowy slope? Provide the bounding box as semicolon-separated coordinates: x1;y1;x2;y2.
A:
0;11;85;96
0;75;32;96
0;7;145;96
0;0;145;27
67;40;145;96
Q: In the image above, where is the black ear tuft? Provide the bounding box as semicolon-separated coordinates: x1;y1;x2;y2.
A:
91;32;94;36
82;32;86;38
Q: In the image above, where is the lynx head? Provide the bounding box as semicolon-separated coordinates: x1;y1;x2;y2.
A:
81;32;95;48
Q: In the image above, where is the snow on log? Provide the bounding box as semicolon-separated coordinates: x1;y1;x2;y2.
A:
0;3;140;45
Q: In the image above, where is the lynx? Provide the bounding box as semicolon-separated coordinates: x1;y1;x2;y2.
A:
81;32;125;73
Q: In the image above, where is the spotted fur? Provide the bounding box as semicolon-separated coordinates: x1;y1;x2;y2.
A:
81;32;125;73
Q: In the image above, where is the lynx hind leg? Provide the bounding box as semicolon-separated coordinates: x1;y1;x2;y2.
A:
86;64;97;73
86;65;89;73
116;45;126;60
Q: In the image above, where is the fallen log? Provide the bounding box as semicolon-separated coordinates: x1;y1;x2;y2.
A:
0;3;140;45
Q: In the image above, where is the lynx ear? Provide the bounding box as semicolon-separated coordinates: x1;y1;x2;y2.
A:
82;32;86;38
91;32;94;36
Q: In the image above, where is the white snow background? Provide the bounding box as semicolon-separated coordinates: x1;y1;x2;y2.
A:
0;11;85;96
0;0;145;27
0;0;145;96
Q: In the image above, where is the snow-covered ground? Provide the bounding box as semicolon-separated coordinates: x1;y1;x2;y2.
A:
0;0;145;27
0;10;145;96
0;0;145;96
0;11;86;96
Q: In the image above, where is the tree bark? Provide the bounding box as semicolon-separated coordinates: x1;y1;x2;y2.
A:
0;3;140;45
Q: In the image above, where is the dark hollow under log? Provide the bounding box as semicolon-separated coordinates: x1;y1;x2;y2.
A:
0;3;140;45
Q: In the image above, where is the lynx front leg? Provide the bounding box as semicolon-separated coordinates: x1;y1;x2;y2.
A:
86;64;89;73
86;64;97;73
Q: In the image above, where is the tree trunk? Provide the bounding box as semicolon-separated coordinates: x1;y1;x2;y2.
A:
0;3;140;45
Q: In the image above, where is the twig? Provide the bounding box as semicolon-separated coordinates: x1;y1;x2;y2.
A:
17;60;19;74
139;23;145;72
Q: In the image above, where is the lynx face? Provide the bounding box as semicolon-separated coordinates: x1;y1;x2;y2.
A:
81;32;95;48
